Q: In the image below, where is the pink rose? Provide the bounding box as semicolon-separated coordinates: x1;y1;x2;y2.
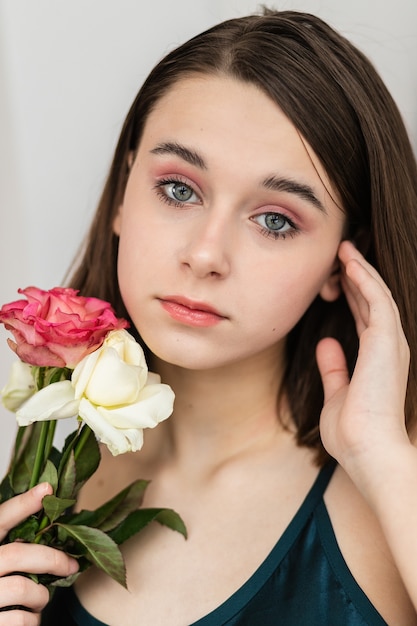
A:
0;286;129;368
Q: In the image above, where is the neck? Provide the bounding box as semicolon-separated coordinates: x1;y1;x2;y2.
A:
147;346;291;471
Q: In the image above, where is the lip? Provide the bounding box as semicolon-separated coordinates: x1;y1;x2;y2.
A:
158;296;226;327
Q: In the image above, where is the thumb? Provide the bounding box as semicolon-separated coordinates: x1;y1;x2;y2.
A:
316;337;350;404
0;483;52;541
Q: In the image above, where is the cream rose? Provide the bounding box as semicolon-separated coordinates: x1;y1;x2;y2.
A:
1;360;36;411
15;330;174;455
72;330;175;455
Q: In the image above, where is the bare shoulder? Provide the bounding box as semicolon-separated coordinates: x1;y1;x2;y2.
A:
325;465;417;625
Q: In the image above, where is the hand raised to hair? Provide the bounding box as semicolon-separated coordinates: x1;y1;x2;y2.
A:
316;240;411;482
0;483;78;625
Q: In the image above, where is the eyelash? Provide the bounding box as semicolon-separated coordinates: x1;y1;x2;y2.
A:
154;177;300;240
154;177;199;207
253;213;300;240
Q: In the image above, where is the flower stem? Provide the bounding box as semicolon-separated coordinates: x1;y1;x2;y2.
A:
34;515;51;543
74;424;93;461
29;421;50;489
44;420;57;460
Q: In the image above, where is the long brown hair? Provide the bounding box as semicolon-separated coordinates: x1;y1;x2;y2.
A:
69;9;417;463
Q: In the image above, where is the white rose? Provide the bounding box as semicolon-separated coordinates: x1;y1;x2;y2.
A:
1;361;36;412
72;329;175;455
16;380;80;425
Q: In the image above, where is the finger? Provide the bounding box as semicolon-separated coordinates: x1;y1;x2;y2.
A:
340;253;405;350
0;574;48;612
344;257;404;336
340;270;369;336
0;609;41;626
339;240;392;296
0;542;79;578
316;337;349;403
0;484;52;542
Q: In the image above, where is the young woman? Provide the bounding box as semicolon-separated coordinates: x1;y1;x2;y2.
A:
1;8;417;625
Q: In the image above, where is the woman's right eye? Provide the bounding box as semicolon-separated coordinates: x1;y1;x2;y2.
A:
155;179;199;206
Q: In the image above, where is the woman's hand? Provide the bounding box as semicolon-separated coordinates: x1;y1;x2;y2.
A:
316;240;411;482
316;239;417;608
0;483;78;625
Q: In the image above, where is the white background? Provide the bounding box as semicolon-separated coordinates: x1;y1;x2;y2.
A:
0;0;416;474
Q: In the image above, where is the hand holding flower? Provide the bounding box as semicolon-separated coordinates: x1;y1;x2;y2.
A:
0;287;185;591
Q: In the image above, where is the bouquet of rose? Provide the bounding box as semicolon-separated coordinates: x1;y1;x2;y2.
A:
0;286;185;590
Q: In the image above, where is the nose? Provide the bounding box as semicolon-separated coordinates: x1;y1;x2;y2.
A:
179;208;232;279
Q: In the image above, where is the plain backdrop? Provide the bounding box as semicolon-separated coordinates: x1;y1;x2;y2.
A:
0;0;416;474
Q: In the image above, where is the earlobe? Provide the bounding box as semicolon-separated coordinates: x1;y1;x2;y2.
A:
319;263;341;302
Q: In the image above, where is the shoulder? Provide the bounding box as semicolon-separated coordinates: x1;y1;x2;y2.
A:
325;465;417;625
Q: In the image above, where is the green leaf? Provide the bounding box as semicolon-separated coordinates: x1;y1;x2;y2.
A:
74;426;100;486
49;446;61;469
39;460;58;493
57;450;76;499
99;480;149;531
55;523;127;587
9;426;26;470
0;473;15;504
42;495;76;524
8;515;39;542
151;509;188;537
57;429;79;481
11;423;45;492
45;367;71;386
66;479;149;530
49;571;81;588
109;508;187;546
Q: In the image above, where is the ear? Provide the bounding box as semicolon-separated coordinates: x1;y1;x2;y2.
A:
319;260;341;302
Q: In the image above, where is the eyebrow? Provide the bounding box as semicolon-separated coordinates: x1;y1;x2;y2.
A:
150;142;207;169
262;175;327;214
150;141;326;214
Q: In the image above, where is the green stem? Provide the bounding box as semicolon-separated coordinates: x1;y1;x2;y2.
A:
33;515;50;543
44;420;57;460
29;421;50;489
74;424;93;461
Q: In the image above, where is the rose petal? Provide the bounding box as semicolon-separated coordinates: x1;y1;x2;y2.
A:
0;287;129;368
72;348;101;398
16;381;79;426
86;356;142;406
146;372;161;385
78;397;144;455
1;361;36;412
93;383;175;429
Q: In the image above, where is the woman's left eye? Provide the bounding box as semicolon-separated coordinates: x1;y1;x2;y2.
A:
252;212;299;239
155;179;199;206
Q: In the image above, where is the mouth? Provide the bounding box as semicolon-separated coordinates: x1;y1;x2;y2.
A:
158;296;227;327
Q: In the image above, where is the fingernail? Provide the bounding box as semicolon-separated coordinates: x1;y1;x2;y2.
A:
33;482;52;497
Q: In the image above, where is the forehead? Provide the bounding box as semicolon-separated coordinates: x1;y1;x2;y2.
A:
139;74;342;211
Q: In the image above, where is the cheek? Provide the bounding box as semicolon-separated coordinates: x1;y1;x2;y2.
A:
251;253;337;324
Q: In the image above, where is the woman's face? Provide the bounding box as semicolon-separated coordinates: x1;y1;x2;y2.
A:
114;75;346;371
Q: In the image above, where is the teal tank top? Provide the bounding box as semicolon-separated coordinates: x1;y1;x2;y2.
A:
41;463;388;625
